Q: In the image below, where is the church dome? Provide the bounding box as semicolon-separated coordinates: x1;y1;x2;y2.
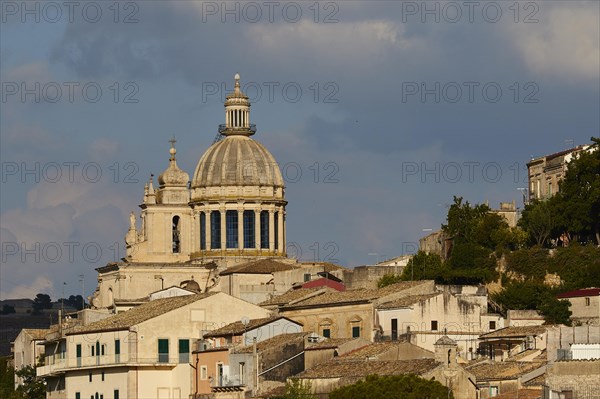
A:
158;144;190;188
191;135;284;188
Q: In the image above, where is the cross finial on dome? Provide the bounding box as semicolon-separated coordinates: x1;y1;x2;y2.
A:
168;136;177;161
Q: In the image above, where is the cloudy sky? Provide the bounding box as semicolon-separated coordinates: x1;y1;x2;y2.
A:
1;1;598;300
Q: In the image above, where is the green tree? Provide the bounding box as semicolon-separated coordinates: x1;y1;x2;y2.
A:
539;297;572;326
1;304;16;315
442;196;490;245
398;251;444;282
13;355;45;399
553;137;600;245
271;379;315;399
32;293;52;315
377;273;403;288
0;356;18;399
329;374;452;399
518;200;559;246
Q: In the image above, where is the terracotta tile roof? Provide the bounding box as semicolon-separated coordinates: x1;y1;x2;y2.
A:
259;287;326;307
220;259;298;275
377;293;441;309
465;361;544;381
523;373;546;387
305;338;357;351
23;328;50;340
557;287;600;298
492;388;542;399
435;336;457;346
479;326;548;339
68;293;217;335
283;281;432;308
203;316;299;338
296;358;440;379
233;332;308;354
299;262;346;272
339;342;409;360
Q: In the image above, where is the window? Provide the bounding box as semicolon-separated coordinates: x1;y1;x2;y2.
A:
226;210;238;248
548;182;552;197
243;210;255;248
114;390;119;399
431;320;438;331
200;212;206;250
89;372;92;382
322;328;331;338
352;326;360;338
489;321;496;330
115;339;120;362
101;344;105;356
200;365;208;380
211;211;221;249
178;339;190;363
490;386;499;397
76;344;82;367
585;297;591;306
158;339;169;363
101;371;104;381
260;211;269;249
304;273;311;282
91;345;94;356
239;362;245;384
172;216;181;253
274;212;279;250
76;393;80;399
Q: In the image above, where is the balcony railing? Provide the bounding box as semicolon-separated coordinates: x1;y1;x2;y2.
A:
218;124;257;134
38;354;184;376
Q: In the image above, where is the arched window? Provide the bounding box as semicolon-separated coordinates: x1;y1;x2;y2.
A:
200;212;206;250
260;211;269;249
243;210;255;248
172;216;181;253
211;211;221;249
226;210;238;248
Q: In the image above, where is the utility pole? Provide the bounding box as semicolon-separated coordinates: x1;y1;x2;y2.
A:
79;275;85;309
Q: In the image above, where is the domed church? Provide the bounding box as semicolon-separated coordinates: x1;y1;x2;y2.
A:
90;75;291;309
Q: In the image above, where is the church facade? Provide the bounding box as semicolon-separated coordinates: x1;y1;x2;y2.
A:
90;74;290;309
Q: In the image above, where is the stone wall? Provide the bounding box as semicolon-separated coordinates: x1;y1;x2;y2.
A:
546;360;600;399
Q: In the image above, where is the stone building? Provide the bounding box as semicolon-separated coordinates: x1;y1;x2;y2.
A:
12;328;48;389
556;287;600;325
527;145;590;202
90;74;290;309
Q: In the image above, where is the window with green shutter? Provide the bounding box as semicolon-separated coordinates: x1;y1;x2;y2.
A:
178;339;190;363
158;339;169;363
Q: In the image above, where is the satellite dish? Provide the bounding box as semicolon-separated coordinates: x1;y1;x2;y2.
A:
241;316;250;326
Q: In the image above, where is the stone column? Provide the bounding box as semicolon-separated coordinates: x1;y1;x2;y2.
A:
268;209;275;252
220;206;226;250
238;208;244;250
205;210;211;251
278;209;284;255
254;208;260;251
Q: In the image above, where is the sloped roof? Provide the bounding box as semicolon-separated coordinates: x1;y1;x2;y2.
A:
465;361;544;381
296;358;440;379
220;259;298;275
493;388;542;399
377;293;441;309
282;281;431;309
305;338;357;351
23;329;50;340
435;336;457;346
557;287;600;298
203;316;300;338
68;293;217;335
259;287;326;307
339;342;412;360
299;262;346;272
233;332;308;354
479;326;548;339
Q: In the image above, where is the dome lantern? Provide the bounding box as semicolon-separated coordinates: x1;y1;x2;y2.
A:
219;73;256;137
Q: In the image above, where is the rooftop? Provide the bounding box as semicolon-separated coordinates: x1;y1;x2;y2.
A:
557;287;600;299
203;316;300;338
296;358;440;379
220;259;298;275
282;281;432;309
305;338;357;351
68;293;217;335
259;287;326;307
377;293;441;309
233;332;308;354
465;360;544;381
22;328;50;340
479;326;548;339
493;388;543;399
338;342;415;360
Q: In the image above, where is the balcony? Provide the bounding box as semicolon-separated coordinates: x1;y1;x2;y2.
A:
37;354;182;376
218;124;256;135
